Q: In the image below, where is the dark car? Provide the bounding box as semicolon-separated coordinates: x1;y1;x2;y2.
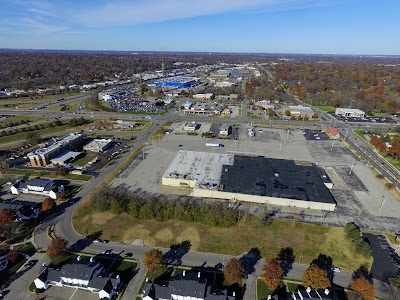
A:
123;253;133;258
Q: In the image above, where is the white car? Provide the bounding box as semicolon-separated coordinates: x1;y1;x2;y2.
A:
333;267;341;272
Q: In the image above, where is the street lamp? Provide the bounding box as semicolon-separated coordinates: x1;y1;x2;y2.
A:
349;160;356;175
379;196;388;212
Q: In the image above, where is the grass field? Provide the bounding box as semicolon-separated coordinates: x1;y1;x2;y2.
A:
0;123;85;146
0;115;44;127
45;99;82;112
316;105;336;112
0;92;82;109
5;168;92;181
149;126;167;141
72;208;371;271
74;152;97;167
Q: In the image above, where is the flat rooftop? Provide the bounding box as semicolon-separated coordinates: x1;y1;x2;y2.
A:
163;150;234;189
219;156;336;204
27;133;82;157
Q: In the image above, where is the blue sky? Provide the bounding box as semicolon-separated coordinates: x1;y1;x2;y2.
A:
0;0;399;55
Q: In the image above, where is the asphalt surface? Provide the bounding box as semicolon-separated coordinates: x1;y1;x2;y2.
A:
364;233;400;282
2;91;400;299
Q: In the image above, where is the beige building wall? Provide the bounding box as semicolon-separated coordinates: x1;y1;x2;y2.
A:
192;188;336;211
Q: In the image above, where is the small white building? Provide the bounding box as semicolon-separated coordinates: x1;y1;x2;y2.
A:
288;105;315;117
193;93;214;100
83;139;112;153
11;179;64;200
219;124;230;136
335;108;365;118
184;123;198;132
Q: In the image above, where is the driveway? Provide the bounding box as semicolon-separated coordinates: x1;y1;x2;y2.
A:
364;233;400;282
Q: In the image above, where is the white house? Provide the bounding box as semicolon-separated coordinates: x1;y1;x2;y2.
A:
34;257;120;300
11;179;64;200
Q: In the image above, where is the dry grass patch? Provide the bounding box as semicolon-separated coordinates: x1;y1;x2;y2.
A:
73;208;370;271
91;211;115;226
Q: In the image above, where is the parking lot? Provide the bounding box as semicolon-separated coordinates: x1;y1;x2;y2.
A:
363;233;400;282
303;129;329;140
112;125;400;232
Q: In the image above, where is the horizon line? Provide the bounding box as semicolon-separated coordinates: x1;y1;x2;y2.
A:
0;48;399;57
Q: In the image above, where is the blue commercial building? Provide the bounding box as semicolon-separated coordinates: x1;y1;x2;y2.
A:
152;76;196;89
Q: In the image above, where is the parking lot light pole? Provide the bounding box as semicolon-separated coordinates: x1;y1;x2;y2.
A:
349;160;356;175
330;139;335;152
379;196;388;212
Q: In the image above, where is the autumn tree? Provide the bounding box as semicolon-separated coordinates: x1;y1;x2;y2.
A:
41;197;56;212
224;258;245;285
302;264;331;290
332;99;341;107
144;249;164;272
388;138;400;159
351;276;375;300
47;236;68;259
5;251;19;263
261;259;284;292
284;110;291;116
312;112;318;119
0;209;17;226
267;108;275;117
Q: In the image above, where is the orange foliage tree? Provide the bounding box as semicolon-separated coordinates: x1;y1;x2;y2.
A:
261;259;284;292
144;249;164;272
302;264;331;290
47;237;68;259
41;197;56;212
351;276;375;300
0;209;16;226
224;258;245;285
388;138;400;159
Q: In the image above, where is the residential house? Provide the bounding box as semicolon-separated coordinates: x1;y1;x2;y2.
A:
142;271;235;300
34;256;120;300
11;178;64;200
0;201;41;221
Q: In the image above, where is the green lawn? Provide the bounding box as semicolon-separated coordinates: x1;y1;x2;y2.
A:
284;281;301;293
5;168;92;181
0;116;44;127
162;121;174;127
316;105;335;112
45;99;82;112
353;130;368;141
257;279;274;300
0;123;83;145
0;92;82;110
74;152;97;167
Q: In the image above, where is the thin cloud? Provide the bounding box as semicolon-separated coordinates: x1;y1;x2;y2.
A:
73;0;329;27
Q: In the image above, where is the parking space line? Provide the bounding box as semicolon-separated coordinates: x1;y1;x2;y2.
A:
68;288;78;300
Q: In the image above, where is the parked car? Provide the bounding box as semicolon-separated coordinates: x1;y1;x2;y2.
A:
104;250;112;255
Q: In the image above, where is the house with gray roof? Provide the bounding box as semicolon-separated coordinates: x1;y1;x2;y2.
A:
142;271;235;300
10;178;64;200
34;256;120;299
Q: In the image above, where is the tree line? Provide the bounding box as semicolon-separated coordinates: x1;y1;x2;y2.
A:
91;186;240;228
